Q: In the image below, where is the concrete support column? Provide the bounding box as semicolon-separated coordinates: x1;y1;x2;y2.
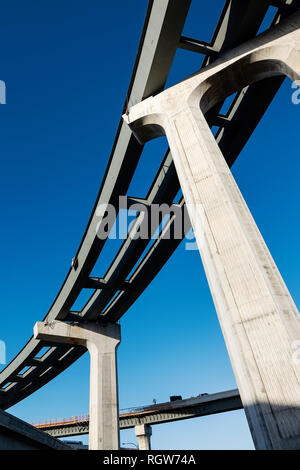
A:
33;321;121;450
144;105;300;449
135;424;152;450
123;16;300;449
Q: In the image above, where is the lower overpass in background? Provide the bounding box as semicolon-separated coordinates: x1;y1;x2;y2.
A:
33;389;242;438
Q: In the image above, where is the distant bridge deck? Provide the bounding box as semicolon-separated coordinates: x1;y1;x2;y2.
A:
32;389;242;438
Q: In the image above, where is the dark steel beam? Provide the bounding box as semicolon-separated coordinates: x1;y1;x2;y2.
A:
178;37;218;56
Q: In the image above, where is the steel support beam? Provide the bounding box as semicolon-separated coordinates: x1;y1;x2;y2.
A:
124;14;300;450
178;37;218;56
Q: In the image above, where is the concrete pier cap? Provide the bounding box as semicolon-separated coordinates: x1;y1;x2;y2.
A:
33;320;121;349
33;320;121;450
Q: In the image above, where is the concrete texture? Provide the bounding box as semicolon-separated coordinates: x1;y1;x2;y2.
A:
34;321;121;450
123;12;300;450
0;408;71;450
135;424;152;450
36;389;242;438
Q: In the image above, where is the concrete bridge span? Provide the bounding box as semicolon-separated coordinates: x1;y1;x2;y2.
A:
0;0;299;450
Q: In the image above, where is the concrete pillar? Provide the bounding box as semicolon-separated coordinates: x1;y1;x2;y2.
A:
123;14;300;450
33;321;121;450
135;424;152;450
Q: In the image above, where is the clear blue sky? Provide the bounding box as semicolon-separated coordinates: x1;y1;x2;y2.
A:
0;0;299;450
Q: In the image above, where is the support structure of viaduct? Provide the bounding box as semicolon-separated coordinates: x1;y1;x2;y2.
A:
0;0;299;451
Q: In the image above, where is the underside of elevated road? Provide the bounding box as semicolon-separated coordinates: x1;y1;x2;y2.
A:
33;389;242;438
0;0;299;451
0;409;71;450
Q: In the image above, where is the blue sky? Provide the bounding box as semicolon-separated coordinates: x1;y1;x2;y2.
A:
0;0;299;449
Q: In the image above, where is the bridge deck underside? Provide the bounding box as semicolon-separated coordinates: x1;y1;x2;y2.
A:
0;0;298;409
34;390;243;437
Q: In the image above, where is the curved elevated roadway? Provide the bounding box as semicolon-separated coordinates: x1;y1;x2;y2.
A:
0;0;298;410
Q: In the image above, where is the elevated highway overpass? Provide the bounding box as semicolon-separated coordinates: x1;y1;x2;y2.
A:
32;389;242;438
1;0;296;410
0;0;299;450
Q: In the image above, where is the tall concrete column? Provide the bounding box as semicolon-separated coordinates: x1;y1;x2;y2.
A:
135;424;152;450
123;13;300;450
33;321;121;450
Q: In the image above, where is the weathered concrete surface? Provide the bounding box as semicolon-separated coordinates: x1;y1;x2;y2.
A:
124;12;300;450
0;408;71;450
34;321;121;450
135;424;152;450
